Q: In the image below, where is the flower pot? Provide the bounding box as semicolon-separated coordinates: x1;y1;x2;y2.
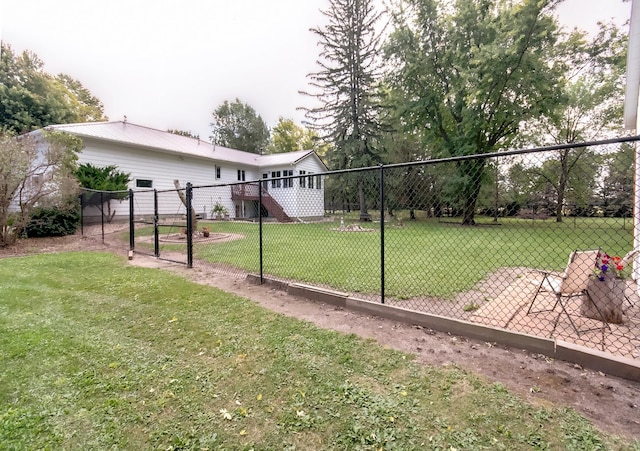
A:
583;277;626;324
202;230;210;237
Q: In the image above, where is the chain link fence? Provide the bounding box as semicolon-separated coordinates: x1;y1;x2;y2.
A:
78;188;131;251
87;136;640;361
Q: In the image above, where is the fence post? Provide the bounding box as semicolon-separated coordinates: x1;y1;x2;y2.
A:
100;191;105;243
129;189;135;251
154;189;159;258
379;164;385;304
79;193;84;237
259;182;264;284
186;182;193;268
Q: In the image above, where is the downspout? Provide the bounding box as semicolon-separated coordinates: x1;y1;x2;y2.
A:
624;0;640;284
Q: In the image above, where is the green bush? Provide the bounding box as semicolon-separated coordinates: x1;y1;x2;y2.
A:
25;206;80;237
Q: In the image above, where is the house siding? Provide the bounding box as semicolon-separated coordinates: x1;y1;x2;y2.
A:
251;154;326;219
293;156;326;217
35;122;327;222
79;140;253;219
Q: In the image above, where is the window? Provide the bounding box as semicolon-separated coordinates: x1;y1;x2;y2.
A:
307;172;314;189
271;171;281;188
299;170;306;188
316;174;322;190
28;173;43;190
283;170;293;188
262;173;268;190
237;169;245;181
215;166;221;179
136;179;153;188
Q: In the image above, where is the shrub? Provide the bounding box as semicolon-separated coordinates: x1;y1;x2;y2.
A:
25;206;80;238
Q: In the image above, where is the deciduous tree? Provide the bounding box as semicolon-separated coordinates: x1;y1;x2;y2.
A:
531;152;599;216
167;129;200;140
210;98;269;153
0;43;107;134
521;22;627;221
600;143;634;217
386;0;563;225
0;129;82;246
267;117;317;154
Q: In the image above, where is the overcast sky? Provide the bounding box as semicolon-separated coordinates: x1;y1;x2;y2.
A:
0;0;633;141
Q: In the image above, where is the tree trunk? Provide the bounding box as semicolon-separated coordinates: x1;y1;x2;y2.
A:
106;201;116;223
461;195;478;225
459;160;485;226
173;180;198;234
358;180;371;222
555;149;569;223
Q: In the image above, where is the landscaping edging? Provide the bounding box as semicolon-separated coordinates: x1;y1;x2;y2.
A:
247;274;640;382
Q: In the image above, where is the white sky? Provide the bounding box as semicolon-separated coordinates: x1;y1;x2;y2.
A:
0;0;633;141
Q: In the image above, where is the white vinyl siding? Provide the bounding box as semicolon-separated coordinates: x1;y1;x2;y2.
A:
260;155;326;218
74;137;325;220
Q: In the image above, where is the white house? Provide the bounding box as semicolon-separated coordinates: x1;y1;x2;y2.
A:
40;121;328;222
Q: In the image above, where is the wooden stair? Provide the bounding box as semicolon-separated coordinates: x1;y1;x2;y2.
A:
261;191;292;222
231;184;292;222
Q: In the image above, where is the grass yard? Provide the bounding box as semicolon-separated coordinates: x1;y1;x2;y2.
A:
0;252;636;449
135;216;633;298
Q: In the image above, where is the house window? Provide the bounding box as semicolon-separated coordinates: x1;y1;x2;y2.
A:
237;169;245;181
136;179;153;188
283;170;293;188
316;175;322;190
29;173;44;190
262;173;268;190
307;172;314;189
215;166;221;179
271;171;281;188
299;170;306;188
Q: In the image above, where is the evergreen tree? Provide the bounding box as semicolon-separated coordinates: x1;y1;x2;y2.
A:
76;163;131;223
302;0;387;221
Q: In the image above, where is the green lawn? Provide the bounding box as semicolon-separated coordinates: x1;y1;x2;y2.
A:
136;216;634;298
0;252;636;449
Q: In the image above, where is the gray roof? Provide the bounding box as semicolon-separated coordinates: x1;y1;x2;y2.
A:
45;121;324;169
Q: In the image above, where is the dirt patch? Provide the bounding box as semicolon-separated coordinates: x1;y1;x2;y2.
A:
1;230;640;440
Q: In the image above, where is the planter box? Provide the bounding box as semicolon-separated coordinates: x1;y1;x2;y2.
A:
583;278;626;324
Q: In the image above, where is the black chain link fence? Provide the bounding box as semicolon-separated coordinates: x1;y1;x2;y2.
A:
86;136;640;361
78;188;131;251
